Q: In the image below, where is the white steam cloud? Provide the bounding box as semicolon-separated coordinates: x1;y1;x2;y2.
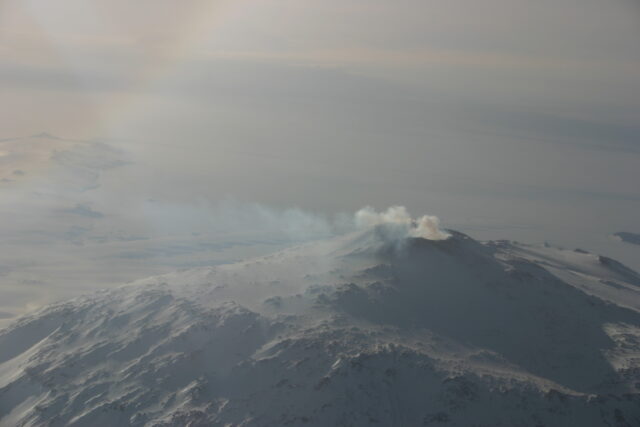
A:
355;206;450;240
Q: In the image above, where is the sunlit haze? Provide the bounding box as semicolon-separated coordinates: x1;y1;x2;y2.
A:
1;0;639;321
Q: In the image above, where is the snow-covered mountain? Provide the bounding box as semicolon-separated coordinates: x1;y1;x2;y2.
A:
1;225;640;426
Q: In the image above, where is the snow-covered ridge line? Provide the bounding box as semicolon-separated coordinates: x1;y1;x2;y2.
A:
1;228;639;426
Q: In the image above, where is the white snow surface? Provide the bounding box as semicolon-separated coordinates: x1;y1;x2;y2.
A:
1;226;640;426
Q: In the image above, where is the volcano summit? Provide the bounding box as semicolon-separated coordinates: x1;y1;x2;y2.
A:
1;217;640;426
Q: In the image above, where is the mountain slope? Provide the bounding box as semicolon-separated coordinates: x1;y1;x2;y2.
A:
1;227;640;426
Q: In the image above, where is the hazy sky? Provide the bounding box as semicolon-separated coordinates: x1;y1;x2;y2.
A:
1;0;639;322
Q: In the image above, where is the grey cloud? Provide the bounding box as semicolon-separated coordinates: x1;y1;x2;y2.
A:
62;204;104;219
0;61;134;93
473;109;640;154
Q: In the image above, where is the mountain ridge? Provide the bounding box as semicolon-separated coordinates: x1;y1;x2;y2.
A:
1;227;640;426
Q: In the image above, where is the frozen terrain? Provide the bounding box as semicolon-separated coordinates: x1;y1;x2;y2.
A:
614;232;640;247
1;222;640;426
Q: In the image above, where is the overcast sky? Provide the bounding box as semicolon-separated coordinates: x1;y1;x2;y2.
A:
1;0;639;323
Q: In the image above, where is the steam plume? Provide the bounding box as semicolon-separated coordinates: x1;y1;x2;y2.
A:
355;206;449;240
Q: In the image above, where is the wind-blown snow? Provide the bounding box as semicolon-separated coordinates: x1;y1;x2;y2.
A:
1;227;640;426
